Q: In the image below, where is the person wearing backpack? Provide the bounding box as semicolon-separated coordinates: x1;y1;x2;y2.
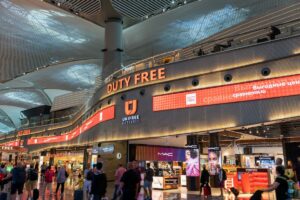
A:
90;162;107;200
262;165;289;200
216;164;227;198
43;166;55;198
144;163;154;200
25;164;38;200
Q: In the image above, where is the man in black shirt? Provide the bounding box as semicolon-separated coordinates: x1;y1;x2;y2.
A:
90;162;107;200
120;162;140;200
144;163;154;200
262;165;288;200
200;164;210;196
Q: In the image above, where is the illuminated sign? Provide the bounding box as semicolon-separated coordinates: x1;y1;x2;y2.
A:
17;129;31;136
125;100;138;116
153;74;300;111
27;106;115;145
0;140;23;147
107;67;166;94
122;99;140;125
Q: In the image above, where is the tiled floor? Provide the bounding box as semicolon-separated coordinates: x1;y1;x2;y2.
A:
0;179;290;200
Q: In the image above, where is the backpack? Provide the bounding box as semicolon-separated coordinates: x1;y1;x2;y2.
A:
86;170;93;181
29;169;38;181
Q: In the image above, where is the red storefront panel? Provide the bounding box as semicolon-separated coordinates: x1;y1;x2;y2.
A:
27;105;115;145
153;74;300;111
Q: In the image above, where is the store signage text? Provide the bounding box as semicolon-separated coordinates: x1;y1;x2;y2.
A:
153;74;300;111
17;129;31;136
27;106;115;145
107;67;166;94
122;99;140;125
92;144;115;154
158;152;173;157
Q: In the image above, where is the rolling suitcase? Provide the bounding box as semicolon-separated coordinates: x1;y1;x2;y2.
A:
0;192;7;200
33;189;39;200
74;189;83;200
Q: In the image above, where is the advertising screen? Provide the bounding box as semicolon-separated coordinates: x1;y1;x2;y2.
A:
27;105;115;145
185;149;200;177
135;145;186;161
208;147;221;175
153;74;300;111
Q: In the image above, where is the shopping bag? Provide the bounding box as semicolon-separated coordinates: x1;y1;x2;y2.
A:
203;185;211;196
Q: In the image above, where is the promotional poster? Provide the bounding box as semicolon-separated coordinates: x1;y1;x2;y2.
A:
208;147;221;175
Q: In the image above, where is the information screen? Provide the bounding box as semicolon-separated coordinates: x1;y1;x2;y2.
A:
27;105;115;145
153;74;300;111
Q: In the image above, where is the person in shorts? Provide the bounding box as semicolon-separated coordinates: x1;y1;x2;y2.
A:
4;162;26;200
144;163;154;200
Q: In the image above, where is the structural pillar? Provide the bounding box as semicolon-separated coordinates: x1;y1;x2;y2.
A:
186;135;200;191
209;132;220;187
83;147;90;170
102;17;123;79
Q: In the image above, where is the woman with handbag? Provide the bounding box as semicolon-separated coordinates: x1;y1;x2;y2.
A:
200;164;210;197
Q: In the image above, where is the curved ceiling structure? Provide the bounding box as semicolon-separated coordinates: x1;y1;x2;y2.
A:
0;0;298;134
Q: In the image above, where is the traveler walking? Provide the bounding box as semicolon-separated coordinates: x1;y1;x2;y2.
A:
90;162;107;200
55;166;67;196
112;164;126;200
25;163;38;200
43;166;55;198
3;162;26;200
216;164;227;197
144;163;154;200
200;164;210;196
120;162;141;200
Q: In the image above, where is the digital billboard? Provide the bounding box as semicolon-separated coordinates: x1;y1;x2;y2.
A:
153;74;300;111
27;105;115;145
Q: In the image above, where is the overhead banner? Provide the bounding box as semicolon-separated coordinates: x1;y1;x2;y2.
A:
27;105;115;145
153;74;300;111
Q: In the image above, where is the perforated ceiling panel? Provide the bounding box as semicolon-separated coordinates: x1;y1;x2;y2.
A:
112;0;182;19
52;0;102;15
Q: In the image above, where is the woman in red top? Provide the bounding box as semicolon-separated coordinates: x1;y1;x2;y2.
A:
43;166;55;198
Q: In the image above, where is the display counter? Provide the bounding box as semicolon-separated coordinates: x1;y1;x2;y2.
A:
152;176;179;190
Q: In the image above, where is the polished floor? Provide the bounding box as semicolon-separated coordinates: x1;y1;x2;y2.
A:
1;179;282;200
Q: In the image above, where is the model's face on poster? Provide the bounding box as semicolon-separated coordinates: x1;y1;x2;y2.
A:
208;150;219;175
185;149;200;176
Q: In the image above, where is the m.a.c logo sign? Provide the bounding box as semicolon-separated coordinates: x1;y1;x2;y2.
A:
122;99;140;125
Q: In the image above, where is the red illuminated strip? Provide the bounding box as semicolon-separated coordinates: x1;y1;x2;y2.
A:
17;129;31;136
27;105;115;145
0;140;23;147
153;74;300;111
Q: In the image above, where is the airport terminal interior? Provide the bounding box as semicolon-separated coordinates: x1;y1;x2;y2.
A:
0;0;300;199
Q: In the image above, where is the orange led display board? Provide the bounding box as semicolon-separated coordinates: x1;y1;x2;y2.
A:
153;74;300;111
27;105;115;145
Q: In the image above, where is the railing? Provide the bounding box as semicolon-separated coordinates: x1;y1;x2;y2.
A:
105;18;300;84
14;17;300;134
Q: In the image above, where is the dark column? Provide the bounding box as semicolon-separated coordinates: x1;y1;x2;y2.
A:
209;132;220;147
102;17;123;79
83;147;89;170
280;124;289;166
186;135;200;191
209;133;220;187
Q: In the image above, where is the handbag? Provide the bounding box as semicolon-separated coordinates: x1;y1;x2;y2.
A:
203;184;211;196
